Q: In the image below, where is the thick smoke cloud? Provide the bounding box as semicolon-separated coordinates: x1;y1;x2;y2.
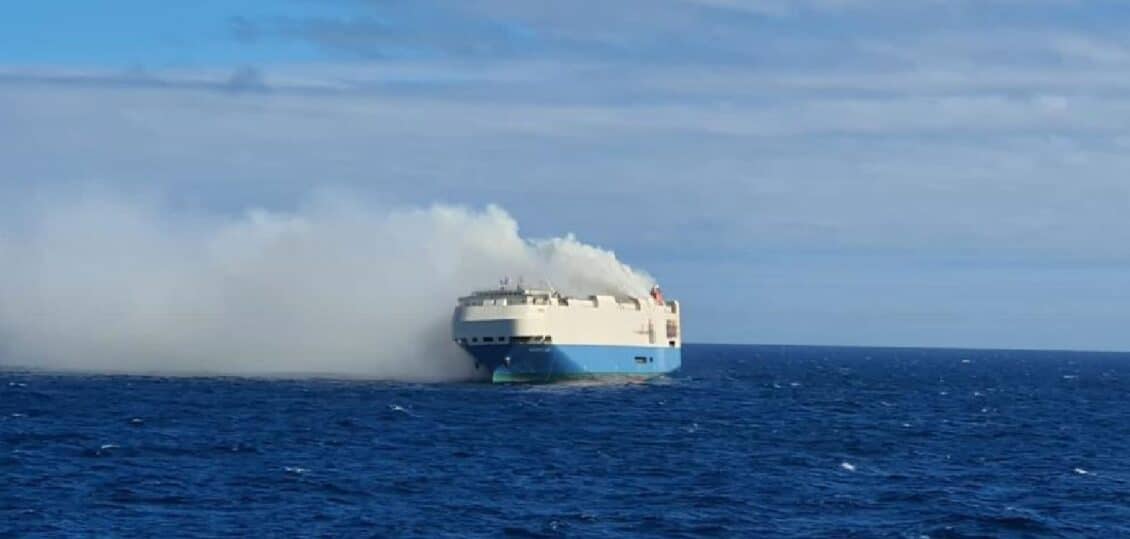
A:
0;193;655;381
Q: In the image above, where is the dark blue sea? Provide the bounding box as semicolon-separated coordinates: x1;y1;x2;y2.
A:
3;344;1128;538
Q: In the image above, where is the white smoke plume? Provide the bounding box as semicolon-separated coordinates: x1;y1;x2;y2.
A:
0;193;656;381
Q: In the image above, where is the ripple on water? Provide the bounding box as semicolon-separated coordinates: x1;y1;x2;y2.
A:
1;345;1128;537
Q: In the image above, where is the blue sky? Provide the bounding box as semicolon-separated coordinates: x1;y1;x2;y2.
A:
3;0;1130;350
0;1;337;66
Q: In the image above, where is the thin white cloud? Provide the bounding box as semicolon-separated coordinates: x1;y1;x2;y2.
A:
2;55;1129;261
682;0;1079;16
1051;35;1130;65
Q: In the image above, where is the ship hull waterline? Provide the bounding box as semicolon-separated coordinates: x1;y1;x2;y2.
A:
461;343;682;384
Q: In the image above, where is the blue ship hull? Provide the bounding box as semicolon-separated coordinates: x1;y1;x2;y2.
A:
461;344;682;383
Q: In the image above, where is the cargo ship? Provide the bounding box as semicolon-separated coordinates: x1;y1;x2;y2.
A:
452;283;681;383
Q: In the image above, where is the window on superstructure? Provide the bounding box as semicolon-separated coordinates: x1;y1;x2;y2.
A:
483;337;494;343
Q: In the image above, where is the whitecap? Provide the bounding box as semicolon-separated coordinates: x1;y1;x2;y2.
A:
1074;468;1090;475
284;466;309;474
100;444;119;450
840;462;856;472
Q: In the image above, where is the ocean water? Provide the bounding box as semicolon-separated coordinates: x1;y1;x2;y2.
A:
2;344;1128;538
